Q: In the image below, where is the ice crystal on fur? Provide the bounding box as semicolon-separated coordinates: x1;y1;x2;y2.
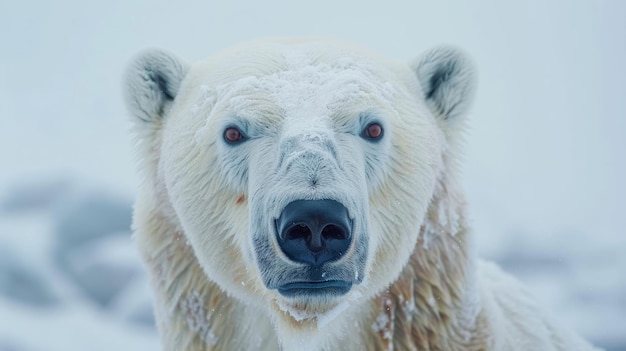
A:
179;291;218;345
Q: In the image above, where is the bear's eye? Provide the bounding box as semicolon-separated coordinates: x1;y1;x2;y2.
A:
224;127;245;144
362;123;383;141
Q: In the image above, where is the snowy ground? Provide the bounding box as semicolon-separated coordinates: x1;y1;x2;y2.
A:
0;179;624;350
0;181;158;351
1;1;624;350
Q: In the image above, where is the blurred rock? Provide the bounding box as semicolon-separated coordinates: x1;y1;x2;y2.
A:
126;303;156;328
54;193;133;250
0;181;157;350
0;179;72;213
56;233;144;308
0;249;58;307
72;262;138;307
111;275;157;328
493;251;569;276
52;192;137;307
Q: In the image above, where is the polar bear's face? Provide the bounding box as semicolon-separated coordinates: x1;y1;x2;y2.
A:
125;39;475;326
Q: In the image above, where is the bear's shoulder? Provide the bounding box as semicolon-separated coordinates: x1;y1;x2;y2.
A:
477;260;599;351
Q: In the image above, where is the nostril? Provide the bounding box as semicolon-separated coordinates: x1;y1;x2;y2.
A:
286;223;311;240
322;224;347;240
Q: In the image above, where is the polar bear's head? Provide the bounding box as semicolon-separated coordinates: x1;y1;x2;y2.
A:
125;38;474;332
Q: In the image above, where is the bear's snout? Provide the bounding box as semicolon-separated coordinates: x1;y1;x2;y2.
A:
275;199;352;267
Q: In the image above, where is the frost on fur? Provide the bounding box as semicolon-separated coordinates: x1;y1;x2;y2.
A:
179;291;218;346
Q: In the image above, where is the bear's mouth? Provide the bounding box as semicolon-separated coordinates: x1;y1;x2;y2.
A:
278;280;352;297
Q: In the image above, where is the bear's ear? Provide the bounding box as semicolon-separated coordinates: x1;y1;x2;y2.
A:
124;48;189;123
412;47;476;123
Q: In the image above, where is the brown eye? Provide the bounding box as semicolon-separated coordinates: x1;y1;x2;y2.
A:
224;127;244;143
363;123;383;140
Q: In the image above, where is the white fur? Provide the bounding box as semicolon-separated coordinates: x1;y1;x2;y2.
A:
124;38;600;351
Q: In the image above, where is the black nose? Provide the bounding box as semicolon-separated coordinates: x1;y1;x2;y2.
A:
275;200;352;266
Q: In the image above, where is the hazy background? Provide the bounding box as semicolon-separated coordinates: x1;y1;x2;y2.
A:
1;0;624;350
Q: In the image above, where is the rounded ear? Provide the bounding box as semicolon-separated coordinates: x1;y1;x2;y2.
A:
124;48;189;124
412;47;476;123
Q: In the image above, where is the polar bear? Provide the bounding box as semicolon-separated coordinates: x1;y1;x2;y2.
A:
124;38;599;351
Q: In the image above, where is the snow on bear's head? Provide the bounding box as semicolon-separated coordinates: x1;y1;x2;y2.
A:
125;38;475;336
